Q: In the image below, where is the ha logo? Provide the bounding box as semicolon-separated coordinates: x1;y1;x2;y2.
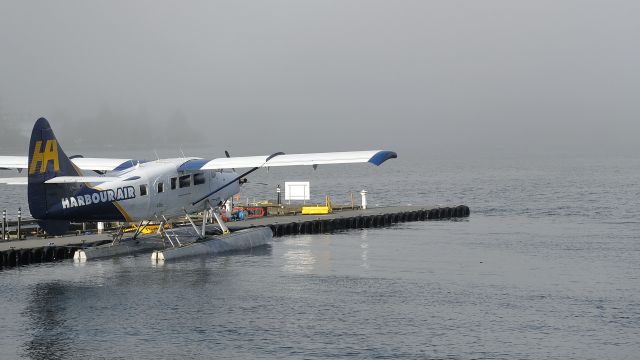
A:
29;140;60;175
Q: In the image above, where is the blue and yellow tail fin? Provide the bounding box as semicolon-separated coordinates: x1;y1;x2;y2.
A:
28;117;81;234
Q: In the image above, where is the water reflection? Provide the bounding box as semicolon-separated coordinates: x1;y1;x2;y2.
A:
360;230;369;269
281;235;337;274
21;282;83;360
313;235;333;273
282;237;316;273
19;246;274;360
152;245;273;287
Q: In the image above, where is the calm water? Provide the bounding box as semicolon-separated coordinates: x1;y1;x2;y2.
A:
0;155;638;359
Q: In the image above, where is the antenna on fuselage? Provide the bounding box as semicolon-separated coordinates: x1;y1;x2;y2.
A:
179;147;186;159
153;150;159;161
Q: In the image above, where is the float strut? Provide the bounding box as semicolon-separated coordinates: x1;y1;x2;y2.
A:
201;209;208;237
183;210;205;240
132;220;148;240
211;209;231;235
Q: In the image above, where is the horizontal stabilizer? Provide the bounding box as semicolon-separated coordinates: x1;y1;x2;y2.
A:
0;156;140;172
0;177;28;185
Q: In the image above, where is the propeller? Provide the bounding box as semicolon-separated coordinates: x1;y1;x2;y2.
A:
224;150;235;172
192;151;284;205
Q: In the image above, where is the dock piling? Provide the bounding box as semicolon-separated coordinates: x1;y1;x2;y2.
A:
17;208;21;240
360;190;368;210
2;209;5;240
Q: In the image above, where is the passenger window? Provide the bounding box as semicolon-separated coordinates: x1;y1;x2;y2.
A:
170;177;177;190
194;173;205;185
179;175;191;188
157;182;164;193
140;184;148;196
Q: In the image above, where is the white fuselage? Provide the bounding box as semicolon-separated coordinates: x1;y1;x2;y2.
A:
82;158;239;222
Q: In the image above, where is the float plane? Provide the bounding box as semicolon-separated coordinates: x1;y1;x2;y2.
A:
0;118;396;244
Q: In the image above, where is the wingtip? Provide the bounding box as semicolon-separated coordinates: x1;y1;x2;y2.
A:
368;150;398;166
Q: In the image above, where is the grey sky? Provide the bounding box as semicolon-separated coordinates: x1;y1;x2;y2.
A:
1;1;638;157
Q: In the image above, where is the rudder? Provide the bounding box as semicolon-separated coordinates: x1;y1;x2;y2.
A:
28;117;80;234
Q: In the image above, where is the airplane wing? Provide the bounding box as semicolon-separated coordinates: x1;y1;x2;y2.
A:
0;156;27;170
178;150;397;171
0;156;140;172
68;158;141;172
44;176;121;184
0;176;120;185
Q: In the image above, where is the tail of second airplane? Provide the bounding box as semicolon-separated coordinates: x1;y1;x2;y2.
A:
27;117;83;235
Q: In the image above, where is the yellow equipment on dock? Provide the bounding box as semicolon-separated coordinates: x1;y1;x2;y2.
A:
301;196;332;215
123;223;170;234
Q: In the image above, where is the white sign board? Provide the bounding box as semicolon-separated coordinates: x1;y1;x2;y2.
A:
284;181;310;201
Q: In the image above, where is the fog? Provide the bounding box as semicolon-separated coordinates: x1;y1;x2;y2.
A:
1;1;638;158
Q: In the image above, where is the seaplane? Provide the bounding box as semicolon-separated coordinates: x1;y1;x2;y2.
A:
0;118;396;257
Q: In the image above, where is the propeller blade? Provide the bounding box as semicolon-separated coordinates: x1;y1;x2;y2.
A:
224;150;235;171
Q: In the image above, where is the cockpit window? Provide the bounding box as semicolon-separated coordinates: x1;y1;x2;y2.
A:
179;175;191;188
194;173;205;185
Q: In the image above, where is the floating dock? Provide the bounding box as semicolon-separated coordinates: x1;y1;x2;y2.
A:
229;205;470;237
0;204;470;269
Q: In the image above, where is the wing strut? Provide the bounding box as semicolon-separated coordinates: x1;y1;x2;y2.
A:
191;152;284;206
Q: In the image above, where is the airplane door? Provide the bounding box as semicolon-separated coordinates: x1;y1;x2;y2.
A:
152;177;168;216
